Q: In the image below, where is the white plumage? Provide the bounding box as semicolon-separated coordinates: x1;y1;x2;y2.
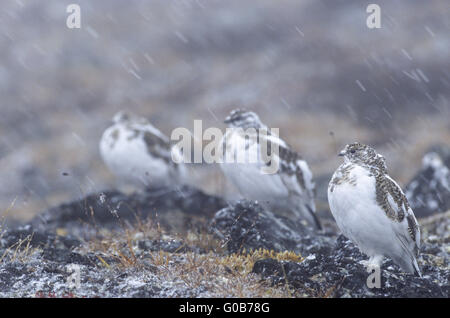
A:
328;142;421;275
221;109;321;229
99;111;186;188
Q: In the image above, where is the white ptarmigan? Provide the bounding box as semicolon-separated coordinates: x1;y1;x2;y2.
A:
328;142;421;276
99;111;186;188
220;109;321;229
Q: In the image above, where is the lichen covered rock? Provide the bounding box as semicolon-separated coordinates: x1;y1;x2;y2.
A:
0;186;448;298
252;232;449;297
211;200;334;255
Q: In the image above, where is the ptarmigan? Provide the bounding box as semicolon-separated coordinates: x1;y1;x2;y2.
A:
99;111;186;188
220;109;321;229
405;147;450;217
328;142;421;276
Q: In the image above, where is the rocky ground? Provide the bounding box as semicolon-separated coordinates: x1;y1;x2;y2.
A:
0;0;449;298
0;181;448;297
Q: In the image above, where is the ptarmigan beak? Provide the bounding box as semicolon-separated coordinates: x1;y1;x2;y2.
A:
338;150;346;157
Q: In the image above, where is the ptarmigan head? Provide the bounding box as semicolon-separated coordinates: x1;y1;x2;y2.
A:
224;109;265;129
112;110;132;124
339;142;387;171
112;111;150;126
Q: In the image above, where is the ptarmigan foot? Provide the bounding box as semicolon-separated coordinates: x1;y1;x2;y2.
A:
360;255;383;270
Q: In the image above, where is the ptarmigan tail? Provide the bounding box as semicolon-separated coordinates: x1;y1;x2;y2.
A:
304;204;322;230
394;233;422;277
391;252;421;277
412;258;422;277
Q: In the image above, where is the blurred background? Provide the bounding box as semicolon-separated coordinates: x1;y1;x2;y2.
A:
0;0;449;221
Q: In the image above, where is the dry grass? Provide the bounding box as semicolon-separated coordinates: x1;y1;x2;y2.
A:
77;213;309;297
0;197;40;264
157;251;302;298
0;233;38;264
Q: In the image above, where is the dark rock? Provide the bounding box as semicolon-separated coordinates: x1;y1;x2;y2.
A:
0;225;81;249
252;258;284;278
0;262;30;290
135;185;227;217
131;285;162;298
137;239;194;253
42;249;95;266
252;235;448;297
31;185;226;235
406;145;450;217
30;190;130;232
210;200;333;254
